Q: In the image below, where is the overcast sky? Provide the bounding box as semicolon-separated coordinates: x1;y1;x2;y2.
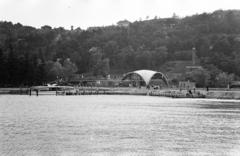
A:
1;0;240;29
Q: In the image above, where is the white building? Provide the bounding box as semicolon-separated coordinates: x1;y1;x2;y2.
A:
117;20;131;27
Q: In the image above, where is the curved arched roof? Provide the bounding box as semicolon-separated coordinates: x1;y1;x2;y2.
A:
122;70;168;86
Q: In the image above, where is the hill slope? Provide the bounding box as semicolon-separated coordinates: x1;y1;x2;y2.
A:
0;9;240;86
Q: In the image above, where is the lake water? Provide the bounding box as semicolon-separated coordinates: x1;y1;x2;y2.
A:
0;95;240;156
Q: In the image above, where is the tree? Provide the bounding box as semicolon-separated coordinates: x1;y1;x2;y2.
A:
49;59;64;80
62;58;78;81
99;58;110;77
0;48;8;86
7;45;20;85
215;72;234;88
185;69;210;87
89;47;110;77
149;46;168;68
135;50;151;69
45;61;55;81
117;46;135;70
204;64;222;87
103;40;119;67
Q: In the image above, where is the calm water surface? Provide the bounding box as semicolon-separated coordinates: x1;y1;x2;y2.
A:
0;95;240;156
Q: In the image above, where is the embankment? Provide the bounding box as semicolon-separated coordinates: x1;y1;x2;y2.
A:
1;87;240;100
205;90;240;99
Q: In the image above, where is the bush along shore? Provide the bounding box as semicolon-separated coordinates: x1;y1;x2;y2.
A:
1;87;240;100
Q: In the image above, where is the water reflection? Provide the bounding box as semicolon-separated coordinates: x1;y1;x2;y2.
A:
0;95;240;155
198;102;240;109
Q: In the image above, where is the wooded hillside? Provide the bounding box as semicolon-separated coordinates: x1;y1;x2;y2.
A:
0;10;240;87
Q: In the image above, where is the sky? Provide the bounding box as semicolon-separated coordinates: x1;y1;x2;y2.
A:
0;0;240;30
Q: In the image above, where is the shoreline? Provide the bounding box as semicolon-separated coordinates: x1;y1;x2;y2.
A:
1;87;240;100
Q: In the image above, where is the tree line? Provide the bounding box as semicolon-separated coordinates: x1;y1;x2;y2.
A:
0;10;240;87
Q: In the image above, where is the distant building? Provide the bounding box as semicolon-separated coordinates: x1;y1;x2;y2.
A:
70;27;83;34
117;20;131;27
230;81;240;88
185;66;203;71
87;27;101;32
179;81;196;90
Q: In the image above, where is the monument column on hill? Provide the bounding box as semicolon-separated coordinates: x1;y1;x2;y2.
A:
185;47;202;72
192;47;196;66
